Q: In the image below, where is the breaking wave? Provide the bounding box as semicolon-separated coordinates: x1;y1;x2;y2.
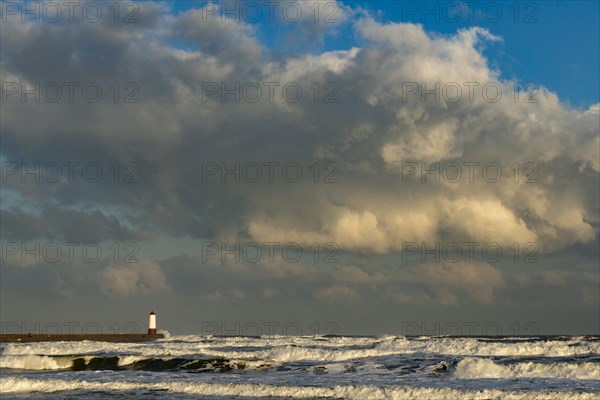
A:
2;377;600;399
454;357;600;380
0;354;268;372
2;335;598;361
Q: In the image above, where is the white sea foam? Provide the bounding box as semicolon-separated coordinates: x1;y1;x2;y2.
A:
0;355;65;370
0;354;272;371
116;355;146;367
1;336;598;362
0;355;99;370
2;377;600;399
454;357;600;380
422;337;600;357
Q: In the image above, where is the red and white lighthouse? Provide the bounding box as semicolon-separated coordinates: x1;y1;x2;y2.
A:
148;311;157;335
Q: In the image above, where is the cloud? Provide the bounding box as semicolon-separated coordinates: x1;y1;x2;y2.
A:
0;207;146;242
2;10;597;258
409;262;506;305
0;1;598;332
174;5;263;65
314;284;358;302
322;262;505;305
100;261;170;298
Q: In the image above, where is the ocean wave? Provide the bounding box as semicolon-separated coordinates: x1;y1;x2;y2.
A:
454;357;600;380
2;352;598;384
419;337;600;358
0;354;269;372
2;336;597;361
0;355;65;370
2;377;600;399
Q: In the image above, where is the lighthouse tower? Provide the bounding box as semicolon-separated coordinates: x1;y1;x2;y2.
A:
148;311;157;335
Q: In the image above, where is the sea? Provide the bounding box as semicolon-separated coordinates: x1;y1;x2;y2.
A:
1;334;599;399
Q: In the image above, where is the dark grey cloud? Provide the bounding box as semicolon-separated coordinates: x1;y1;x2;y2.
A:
1;207;146;242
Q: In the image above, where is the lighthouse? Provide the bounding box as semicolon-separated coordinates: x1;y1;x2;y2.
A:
148;311;157;335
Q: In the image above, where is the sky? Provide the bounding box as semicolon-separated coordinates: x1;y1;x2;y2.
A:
0;0;599;336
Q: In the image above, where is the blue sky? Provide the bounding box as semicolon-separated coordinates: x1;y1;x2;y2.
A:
169;0;600;108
